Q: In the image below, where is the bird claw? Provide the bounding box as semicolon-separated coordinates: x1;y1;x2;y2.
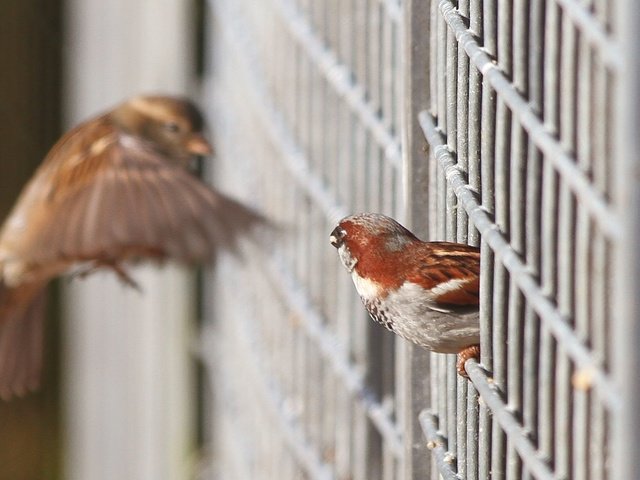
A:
68;261;142;292
68;264;98;282
108;264;142;292
456;345;480;378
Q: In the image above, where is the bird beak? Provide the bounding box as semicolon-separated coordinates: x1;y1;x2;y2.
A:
185;134;214;156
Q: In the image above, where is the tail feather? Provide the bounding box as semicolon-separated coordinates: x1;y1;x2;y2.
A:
197;190;273;262
0;281;46;400
215;193;270;249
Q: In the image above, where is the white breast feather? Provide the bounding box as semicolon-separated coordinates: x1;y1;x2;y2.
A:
351;271;382;300
337;244;357;272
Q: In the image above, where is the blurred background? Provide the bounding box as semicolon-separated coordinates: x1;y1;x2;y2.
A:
1;0;639;479
1;0;201;479
0;1;62;479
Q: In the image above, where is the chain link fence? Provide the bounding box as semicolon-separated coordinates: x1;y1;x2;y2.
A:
200;1;637;478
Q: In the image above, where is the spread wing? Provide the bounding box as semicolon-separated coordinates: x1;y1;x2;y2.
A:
2;117;264;267
406;242;481;308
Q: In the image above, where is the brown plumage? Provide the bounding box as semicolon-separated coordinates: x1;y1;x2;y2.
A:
330;213;481;377
0;95;265;399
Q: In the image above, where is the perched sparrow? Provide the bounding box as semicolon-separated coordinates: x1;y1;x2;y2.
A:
330;213;480;376
0;95;265;399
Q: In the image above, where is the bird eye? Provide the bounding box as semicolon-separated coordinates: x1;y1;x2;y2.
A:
164;121;180;133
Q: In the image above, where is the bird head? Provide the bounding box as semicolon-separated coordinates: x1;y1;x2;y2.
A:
330;213;419;274
111;95;213;164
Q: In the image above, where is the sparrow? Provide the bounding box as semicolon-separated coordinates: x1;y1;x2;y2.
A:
0;94;266;399
330;213;481;377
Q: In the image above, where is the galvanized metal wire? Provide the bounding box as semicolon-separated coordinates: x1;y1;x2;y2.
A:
203;0;404;478
202;0;631;479
420;1;621;479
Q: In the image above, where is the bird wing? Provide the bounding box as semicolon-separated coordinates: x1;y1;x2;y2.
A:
2;117;263;267
406;242;481;307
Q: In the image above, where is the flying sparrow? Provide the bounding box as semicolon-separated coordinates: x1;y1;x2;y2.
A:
330;213;481;377
0;95;266;399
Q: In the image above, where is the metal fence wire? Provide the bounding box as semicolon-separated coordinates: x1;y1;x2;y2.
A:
200;0;638;479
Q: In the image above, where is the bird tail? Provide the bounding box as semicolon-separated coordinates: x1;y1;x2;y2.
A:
201;190;273;261
0;280;46;400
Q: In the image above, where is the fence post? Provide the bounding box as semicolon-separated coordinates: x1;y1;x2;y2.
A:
401;1;432;478
613;2;640;478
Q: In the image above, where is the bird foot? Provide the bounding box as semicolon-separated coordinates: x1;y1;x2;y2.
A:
69;261;142;292
456;345;480;378
107;263;142;291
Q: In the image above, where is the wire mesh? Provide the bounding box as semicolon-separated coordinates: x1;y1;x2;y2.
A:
201;0;404;478
201;0;632;479
420;1;621;479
